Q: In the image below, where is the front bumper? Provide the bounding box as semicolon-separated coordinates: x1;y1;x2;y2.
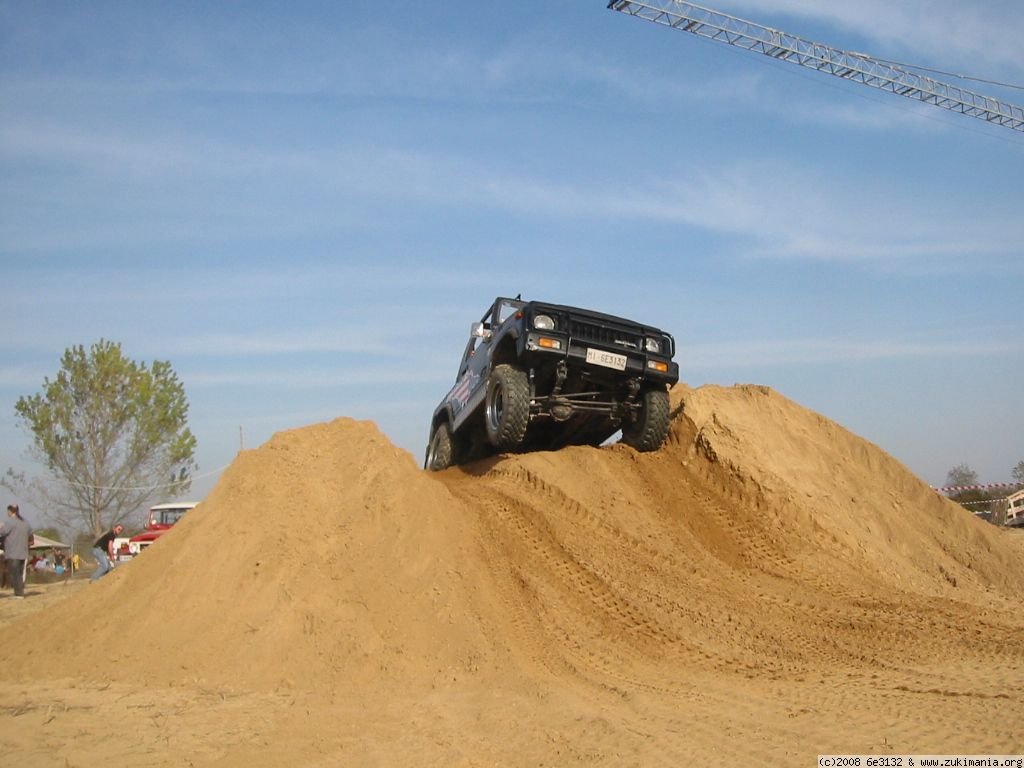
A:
524;331;679;386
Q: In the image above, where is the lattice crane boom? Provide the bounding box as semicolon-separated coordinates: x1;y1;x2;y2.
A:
609;0;1024;133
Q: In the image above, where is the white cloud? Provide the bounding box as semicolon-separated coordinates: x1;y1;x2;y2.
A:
2;117;1019;272
183;367;449;390
724;0;1024;76
686;334;1019;369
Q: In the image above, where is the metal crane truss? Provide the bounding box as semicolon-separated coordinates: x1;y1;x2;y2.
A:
608;0;1024;133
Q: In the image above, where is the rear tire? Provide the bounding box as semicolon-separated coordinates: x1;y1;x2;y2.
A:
426;421;458;471
485;364;530;450
621;387;670;452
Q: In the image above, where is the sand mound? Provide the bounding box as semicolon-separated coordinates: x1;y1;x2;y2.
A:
2;385;1022;764
5;417;505;692
672;384;1022;597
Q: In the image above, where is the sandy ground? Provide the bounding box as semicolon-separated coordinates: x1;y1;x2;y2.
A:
0;383;1021;766
0;578;89;631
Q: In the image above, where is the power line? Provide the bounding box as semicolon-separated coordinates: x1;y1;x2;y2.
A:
870;56;1024;93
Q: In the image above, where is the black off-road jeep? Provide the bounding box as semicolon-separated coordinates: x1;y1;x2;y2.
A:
425;297;679;470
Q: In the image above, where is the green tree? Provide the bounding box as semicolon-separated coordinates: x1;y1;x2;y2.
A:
3;340;196;537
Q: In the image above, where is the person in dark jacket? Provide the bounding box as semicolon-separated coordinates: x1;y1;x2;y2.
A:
1;504;34;599
91;524;124;582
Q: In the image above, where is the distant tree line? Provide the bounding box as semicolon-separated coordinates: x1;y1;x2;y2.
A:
944;461;1024;518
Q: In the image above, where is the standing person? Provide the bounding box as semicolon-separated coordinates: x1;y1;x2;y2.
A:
91;524;124;582
1;504;33;599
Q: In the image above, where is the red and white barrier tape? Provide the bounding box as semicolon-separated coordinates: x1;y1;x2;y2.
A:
934;482;1021;493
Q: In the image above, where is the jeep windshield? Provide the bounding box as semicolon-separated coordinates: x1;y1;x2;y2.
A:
493;298;525;325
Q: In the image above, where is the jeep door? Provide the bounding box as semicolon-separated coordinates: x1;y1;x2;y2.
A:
449;313;494;432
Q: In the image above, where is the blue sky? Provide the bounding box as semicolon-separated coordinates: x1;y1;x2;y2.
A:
2;1;1022;525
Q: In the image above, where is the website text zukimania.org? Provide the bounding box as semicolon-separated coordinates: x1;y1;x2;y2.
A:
818;757;1023;768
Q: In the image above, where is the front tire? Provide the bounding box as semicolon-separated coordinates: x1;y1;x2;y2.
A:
426;421;458;471
484;364;530;450
621;387;670;452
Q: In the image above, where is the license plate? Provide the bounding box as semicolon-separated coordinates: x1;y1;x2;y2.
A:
586;347;627;371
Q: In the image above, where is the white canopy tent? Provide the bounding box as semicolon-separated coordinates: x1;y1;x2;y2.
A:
30;533;71;550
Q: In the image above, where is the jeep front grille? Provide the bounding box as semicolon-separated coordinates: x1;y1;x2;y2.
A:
569;320;642;350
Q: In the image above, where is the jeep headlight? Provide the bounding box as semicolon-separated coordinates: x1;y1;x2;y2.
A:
645;337;662;354
533;314;555;331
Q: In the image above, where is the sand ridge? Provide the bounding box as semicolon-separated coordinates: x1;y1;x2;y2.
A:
0;384;1021;765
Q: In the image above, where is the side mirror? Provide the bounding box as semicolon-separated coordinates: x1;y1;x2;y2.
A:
471;322;492;340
